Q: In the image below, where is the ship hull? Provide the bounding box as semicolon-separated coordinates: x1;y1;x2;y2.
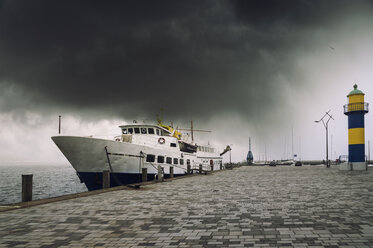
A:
76;171;184;191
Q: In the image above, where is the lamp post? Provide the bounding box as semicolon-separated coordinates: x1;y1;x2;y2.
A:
315;110;334;168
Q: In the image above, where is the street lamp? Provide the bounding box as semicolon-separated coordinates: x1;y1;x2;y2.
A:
315;110;334;168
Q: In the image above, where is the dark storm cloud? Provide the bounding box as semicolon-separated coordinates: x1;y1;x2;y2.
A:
0;0;372;123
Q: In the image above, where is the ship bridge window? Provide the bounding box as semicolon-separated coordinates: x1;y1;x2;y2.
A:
141;128;147;134
157;156;164;163
173;158;178;164
170;143;177;147
128;128;133;134
187;159;190;165
180;159;184;165
122;129;128;134
148;128;154;134
146;154;155;163
156;129;160;135
134;128;140;134
166;157;172;164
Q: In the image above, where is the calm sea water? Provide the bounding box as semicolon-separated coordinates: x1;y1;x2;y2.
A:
0;164;87;205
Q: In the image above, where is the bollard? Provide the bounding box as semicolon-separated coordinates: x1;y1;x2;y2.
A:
199;164;202;174
102;170;110;189
157;165;163;181
187;164;191;174
22;174;33;202
142;168;147;182
170;166;174;178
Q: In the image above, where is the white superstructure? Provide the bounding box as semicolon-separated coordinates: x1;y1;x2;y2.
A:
52;122;223;190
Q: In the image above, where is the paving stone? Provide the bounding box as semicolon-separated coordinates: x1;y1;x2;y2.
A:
1;166;373;247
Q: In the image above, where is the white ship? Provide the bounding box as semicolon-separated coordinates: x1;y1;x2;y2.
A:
52;120;223;190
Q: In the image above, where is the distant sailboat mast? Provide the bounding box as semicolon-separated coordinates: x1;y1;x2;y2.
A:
291;126;294;161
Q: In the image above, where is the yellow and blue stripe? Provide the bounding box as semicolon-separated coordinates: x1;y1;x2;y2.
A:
347;93;366;163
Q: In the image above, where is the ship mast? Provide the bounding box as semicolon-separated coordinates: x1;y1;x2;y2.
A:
191;120;194;143
178;120;211;144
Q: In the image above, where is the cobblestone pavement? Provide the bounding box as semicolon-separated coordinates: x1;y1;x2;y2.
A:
1;166;373;248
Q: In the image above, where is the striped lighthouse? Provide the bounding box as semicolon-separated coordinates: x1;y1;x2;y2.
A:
342;84;369;170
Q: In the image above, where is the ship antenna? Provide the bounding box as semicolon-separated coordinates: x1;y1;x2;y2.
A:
191;120;194;143
59;115;61;134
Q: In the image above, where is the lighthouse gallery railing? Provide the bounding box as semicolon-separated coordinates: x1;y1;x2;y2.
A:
343;102;369;114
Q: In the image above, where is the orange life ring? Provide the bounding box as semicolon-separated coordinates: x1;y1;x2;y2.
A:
158;137;165;144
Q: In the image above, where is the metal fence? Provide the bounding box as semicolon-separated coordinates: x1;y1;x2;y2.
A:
343;102;369;114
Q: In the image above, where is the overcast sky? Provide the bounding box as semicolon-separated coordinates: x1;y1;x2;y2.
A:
1;0;373;165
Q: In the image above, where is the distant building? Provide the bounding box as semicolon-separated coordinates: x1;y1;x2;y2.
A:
247;137;254;165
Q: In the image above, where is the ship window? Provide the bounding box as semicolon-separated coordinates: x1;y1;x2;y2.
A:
170;143;177;147
187;159;190;165
161;130;169;136
157;156;164;163
134;128;140;134
122;129;128;134
141;128;147;134
146;154;155;162
173;158;178;164
180;159;184;165
166;157;172;164
156;129;160;135
128;128;133;134
148;128;154;134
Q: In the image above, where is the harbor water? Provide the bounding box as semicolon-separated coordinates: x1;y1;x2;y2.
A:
0;164;87;205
